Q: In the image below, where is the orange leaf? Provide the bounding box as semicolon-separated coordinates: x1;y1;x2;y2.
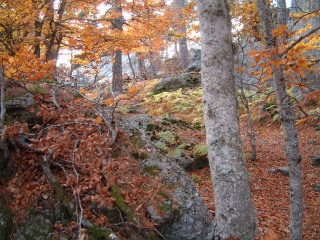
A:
235;67;245;71
105;99;115;105
79;88;86;94
95;116;103;124
69;38;77;46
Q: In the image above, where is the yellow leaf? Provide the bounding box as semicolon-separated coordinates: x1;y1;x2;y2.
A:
95;116;103;124
79;88;86;94
9;57;15;64
105;99;115;105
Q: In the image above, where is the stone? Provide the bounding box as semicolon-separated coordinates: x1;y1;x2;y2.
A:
14;211;54;240
312;183;320;192
311;155;320;166
0;202;13;240
154;72;200;93
5;93;34;110
184;60;201;73
267;166;289;176
120;115;214;240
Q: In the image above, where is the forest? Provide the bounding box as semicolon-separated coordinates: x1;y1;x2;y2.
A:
0;0;319;239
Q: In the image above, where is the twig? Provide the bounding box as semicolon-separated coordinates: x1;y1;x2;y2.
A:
110;221;167;240
52;83;72;109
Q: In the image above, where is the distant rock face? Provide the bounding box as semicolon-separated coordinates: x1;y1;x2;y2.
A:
154;72;201;92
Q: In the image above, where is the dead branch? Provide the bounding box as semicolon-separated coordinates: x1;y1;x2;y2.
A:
52;83;72;109
42;150;120;240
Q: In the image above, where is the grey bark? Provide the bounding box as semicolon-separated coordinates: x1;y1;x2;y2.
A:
137;54;148;80
127;54;136;79
196;0;257;239
175;0;190;69
111;0;123;94
257;1;303;239
0;69;9;171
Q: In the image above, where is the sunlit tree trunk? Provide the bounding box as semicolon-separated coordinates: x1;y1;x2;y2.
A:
196;0;257;239
256;1;303;239
111;0;123;94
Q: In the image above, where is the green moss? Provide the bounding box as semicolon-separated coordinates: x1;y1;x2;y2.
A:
191;175;204;185
131;151;140;159
154;141;169;152
5;111;38;125
110;184;136;224
158;131;176;145
173;143;188;158
129;131;144;148
145;166;161;176
193;144;208;157
0;202;13;240
27;83;48;95
146;123;155;132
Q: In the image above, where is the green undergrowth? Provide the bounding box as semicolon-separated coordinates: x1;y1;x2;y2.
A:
144;87;204;126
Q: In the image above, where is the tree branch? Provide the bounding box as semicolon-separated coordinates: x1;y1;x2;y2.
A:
282;25;320;56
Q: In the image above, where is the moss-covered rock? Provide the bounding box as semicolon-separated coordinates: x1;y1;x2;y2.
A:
14;211;54;240
110;184;137;224
0;202;13;240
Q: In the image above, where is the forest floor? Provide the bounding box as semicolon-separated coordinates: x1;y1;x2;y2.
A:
123;80;320;239
193;122;320;240
2;80;320;239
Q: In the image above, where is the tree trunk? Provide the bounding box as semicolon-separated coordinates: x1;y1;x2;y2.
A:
137;54;148;80
175;0;190;69
196;0;257;239
0;69;9;173
127;54;136;80
256;1;303;239
111;0;123;94
112;50;123;94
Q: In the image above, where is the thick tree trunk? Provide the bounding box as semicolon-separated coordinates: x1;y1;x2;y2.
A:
137;54;148;80
175;0;190;69
179;37;190;69
257;1;303;239
196;0;257;239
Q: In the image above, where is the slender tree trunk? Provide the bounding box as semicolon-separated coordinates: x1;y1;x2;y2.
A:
256;1;303;239
111;0;123;94
196;0;257;239
0;69;9;173
236;42;257;161
127;54;136;79
148;51;157;78
112;50;123;94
